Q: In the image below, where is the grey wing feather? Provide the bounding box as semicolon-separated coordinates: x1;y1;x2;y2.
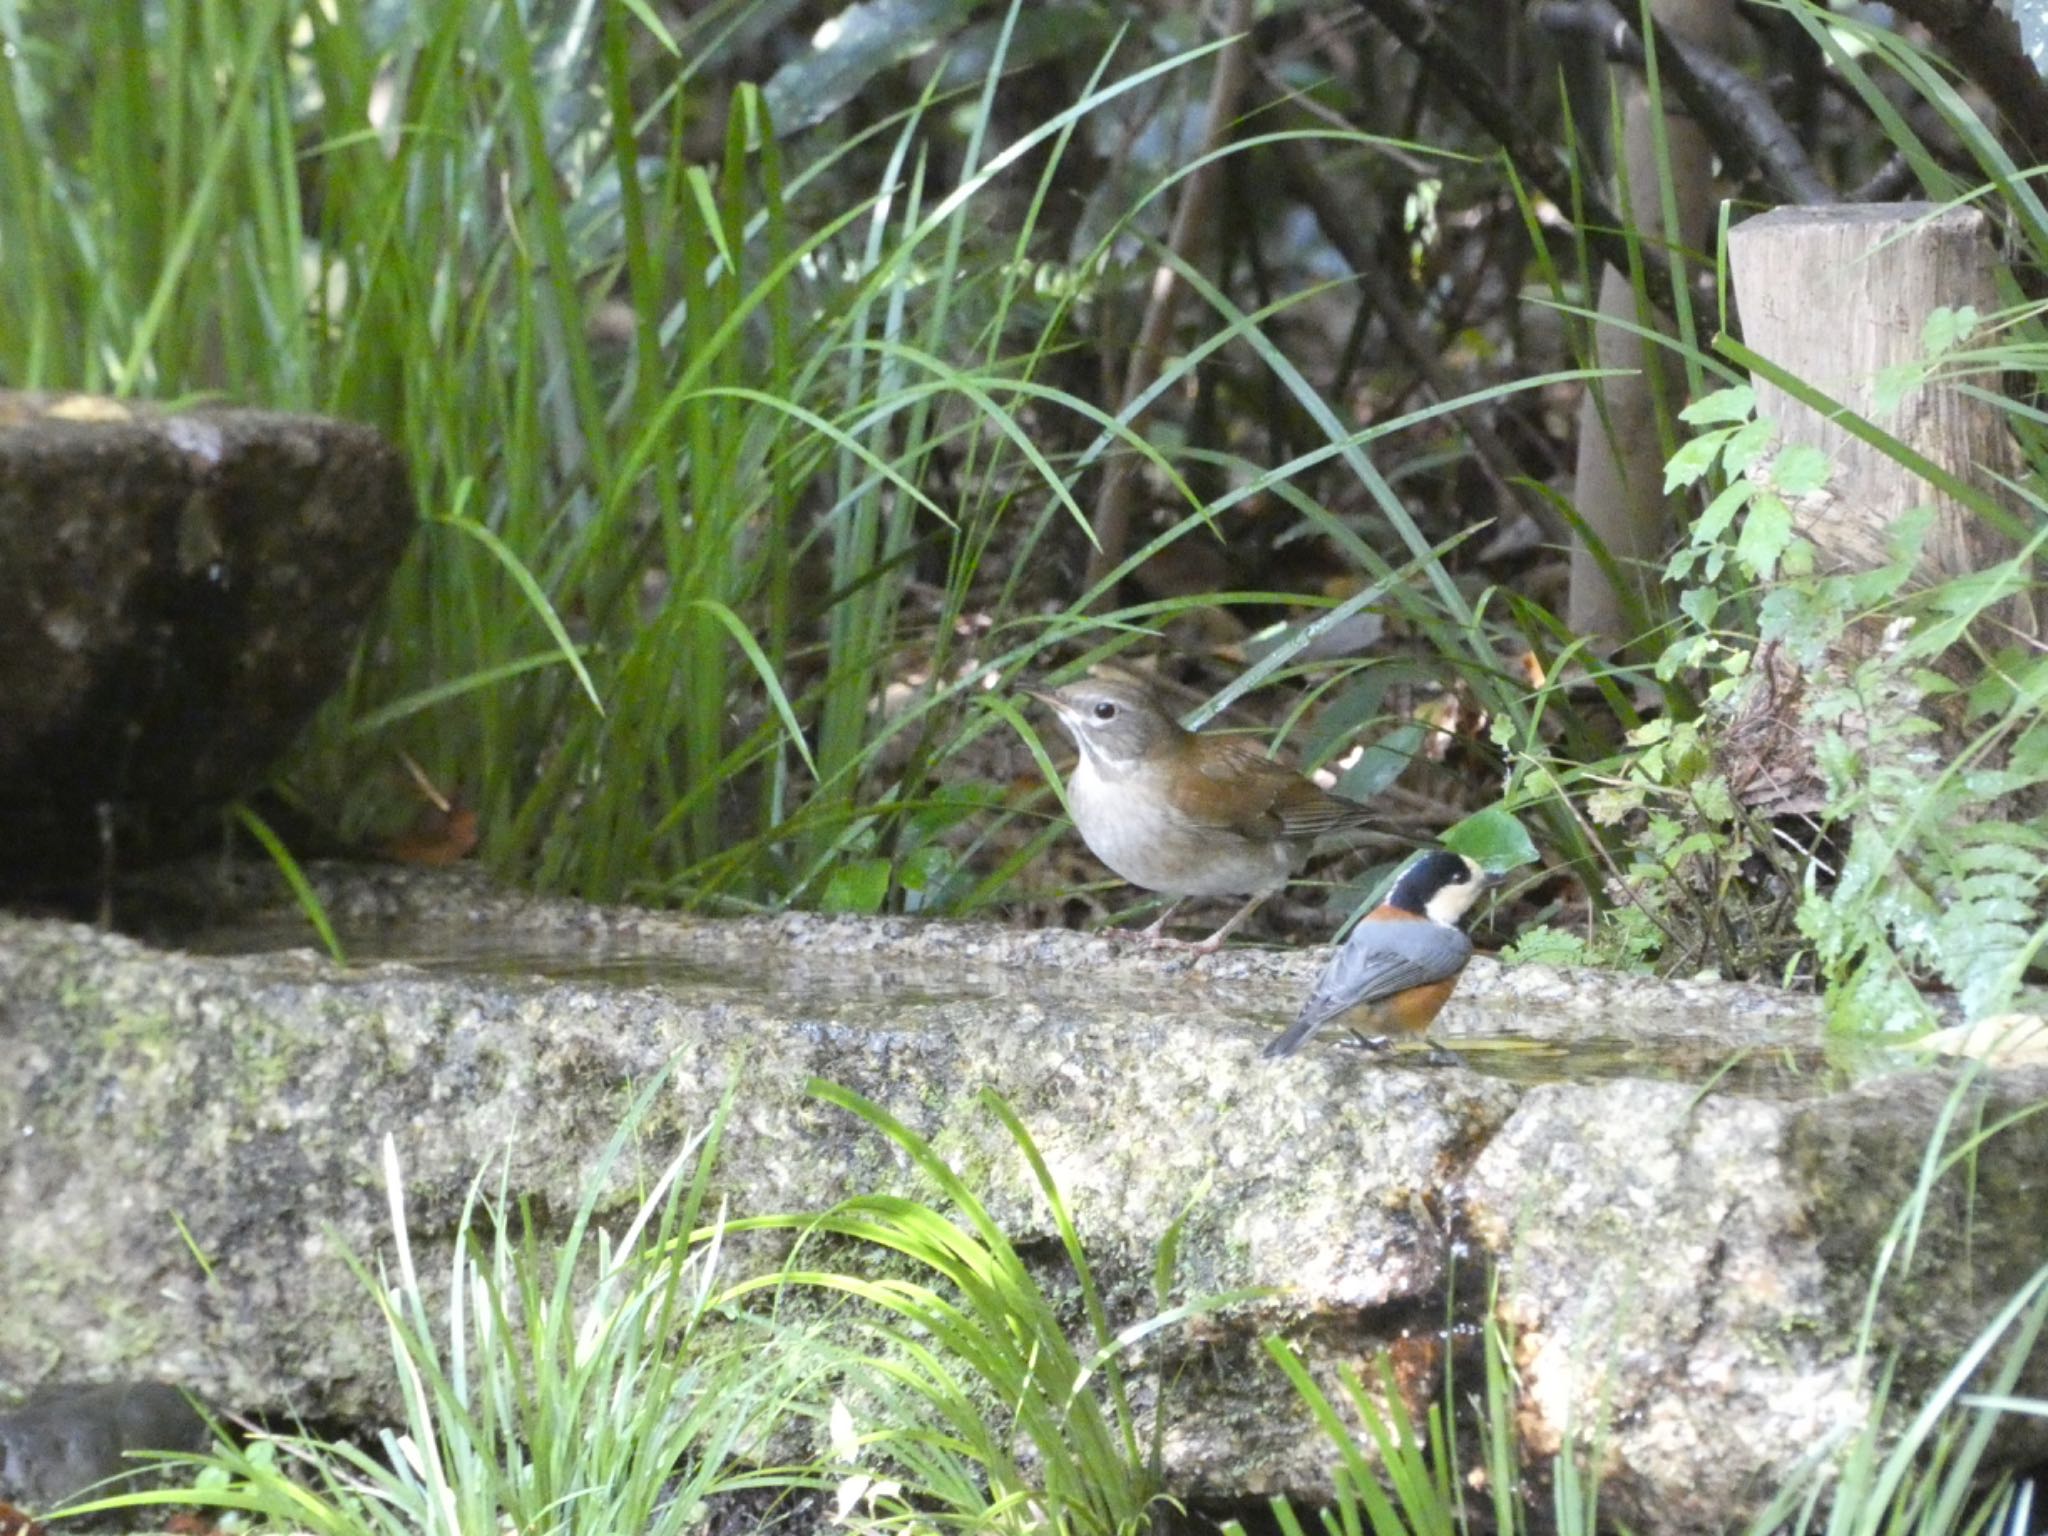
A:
1263;922;1471;1058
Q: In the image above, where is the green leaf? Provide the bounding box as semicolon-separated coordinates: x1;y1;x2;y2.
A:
821;857;892;914
1769;444;1831;496
899;844;952;893
1678;384;1754;425
1587;785;1644;825
1736;491;1794;578
1923;304;1978;355
1499;925;1598;967
1887;505;1937;566
230;803;345;964
1721;416;1777;478
762;0;980;133
688;599;818;779
1872;361;1920;414
1692;775;1736;824
436;512;605;718
1663;427;1731;492
1688;477;1753;548
1678;586;1720;629
1337;721;1425;801
1441;804;1538;870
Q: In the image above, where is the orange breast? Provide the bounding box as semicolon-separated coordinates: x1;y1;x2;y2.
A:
1334;975;1459;1036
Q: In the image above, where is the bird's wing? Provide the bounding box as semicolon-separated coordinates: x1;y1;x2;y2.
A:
1267;772;1380;840
1295;918;1472;1032
1170;738;1375;842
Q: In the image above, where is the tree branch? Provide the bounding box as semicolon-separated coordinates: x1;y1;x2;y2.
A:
1349;0;1684;316
1882;0;2048;170
1534;0;1838;205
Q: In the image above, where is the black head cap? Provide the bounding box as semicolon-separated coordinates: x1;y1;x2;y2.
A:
1386;850;1490;923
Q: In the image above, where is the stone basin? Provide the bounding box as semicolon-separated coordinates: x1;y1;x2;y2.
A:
2;863;2043;1534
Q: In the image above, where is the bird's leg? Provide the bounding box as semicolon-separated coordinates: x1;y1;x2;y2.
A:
1134;898;1185;942
1345;1029;1393;1052
1189;892;1269;954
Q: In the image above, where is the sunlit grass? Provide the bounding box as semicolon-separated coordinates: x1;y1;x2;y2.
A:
0;0;1589;917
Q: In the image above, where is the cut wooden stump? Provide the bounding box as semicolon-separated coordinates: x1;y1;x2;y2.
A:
1721;202;2038;814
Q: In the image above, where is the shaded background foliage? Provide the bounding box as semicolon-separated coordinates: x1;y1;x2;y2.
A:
3;0;2046;1026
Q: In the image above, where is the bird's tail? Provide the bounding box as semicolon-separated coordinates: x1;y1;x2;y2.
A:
1261;1012;1325;1059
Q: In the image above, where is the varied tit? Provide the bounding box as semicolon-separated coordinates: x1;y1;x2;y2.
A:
1263;850;1492;1058
1024;672;1382;953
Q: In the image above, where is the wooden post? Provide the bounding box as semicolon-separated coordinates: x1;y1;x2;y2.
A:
1720;203;2037;813
1725;203;2033;607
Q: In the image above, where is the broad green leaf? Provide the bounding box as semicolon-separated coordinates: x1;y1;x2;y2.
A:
1678;383;1754;425
899;844;952;892
1923;304;1978;355
1442;804;1538;870
762;0;979;132
1769;444;1831;496
1689;477;1753;547
1663;427;1731;492
1337;721;1425;801
822;857;892;914
1720;416;1777;478
1736;492;1794;578
1678;586;1719;628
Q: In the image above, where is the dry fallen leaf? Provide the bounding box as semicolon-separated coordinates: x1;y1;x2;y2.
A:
1912;1014;2048;1067
377;753;479;867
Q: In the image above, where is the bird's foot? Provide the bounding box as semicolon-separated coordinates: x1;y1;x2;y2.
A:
1128;900;1187;945
1186;893;1271;956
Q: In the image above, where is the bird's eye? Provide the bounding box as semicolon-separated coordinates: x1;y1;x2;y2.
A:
1092;701;1119;721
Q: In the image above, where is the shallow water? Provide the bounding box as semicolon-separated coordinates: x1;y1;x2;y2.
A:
182;913;1866;1096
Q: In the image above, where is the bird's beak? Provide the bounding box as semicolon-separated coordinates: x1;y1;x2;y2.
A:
1019;684;1065;713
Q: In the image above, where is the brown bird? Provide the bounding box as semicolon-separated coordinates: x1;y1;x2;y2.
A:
1024;672;1385;951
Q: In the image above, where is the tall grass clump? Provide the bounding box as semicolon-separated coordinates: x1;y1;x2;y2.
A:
64;1088;827;1536
53;1068;2048;1536
61;1077;1261;1536
713;1080;1266;1536
1243;1274;2048;1536
0;0;1604;913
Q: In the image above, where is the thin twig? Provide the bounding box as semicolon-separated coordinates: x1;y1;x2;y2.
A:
1534;0;1838;206
1847;151;1916;204
1882;0;2048;170
1349;0;1685;316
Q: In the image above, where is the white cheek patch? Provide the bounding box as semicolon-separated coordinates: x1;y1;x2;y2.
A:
1424;877;1485;925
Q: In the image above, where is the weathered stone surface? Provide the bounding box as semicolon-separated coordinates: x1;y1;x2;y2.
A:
1464;1073;2048;1532
2;866;2044;1532
0;392;414;891
0;1384;207;1508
